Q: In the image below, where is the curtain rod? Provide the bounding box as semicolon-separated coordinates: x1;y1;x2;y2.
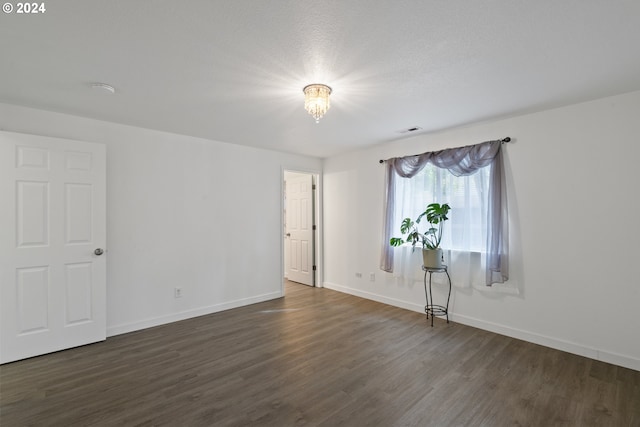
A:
378;137;512;163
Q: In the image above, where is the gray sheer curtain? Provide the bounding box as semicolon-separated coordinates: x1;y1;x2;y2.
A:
380;140;508;286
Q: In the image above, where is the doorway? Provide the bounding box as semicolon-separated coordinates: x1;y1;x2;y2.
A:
283;170;320;292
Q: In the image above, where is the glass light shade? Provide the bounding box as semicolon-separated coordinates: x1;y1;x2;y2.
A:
303;84;332;123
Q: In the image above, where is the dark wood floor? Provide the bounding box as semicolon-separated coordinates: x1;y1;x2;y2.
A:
1;281;639;426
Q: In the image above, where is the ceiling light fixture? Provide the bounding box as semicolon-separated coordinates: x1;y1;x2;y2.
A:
303;84;332;123
90;82;116;94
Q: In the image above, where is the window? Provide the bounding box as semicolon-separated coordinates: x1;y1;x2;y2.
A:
380;140;509;287
393;163;490;253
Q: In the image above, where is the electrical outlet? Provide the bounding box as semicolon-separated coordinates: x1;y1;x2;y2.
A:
355;272;362;278
369;272;375;282
174;287;182;298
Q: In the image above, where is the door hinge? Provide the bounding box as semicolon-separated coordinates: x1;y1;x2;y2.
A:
312;184;316;190
313;265;317;271
312;225;316;231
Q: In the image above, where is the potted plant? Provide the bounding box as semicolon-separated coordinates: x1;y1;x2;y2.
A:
389;203;451;269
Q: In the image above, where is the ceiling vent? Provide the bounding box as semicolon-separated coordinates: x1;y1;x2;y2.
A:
397;126;422;134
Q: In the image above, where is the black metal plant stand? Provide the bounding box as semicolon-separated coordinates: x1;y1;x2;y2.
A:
422;265;452;327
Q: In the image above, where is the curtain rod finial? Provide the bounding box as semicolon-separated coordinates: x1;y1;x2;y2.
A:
501;137;511;143
379;159;385;164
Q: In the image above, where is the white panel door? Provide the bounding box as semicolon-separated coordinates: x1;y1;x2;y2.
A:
286;174;314;286
0;131;106;364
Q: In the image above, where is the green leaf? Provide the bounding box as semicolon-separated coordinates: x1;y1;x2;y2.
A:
399;218;414;234
389;237;404;247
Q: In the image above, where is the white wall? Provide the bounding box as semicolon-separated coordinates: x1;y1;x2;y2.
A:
0;103;322;336
323;90;640;371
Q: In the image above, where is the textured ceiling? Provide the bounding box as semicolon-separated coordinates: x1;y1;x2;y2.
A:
1;0;640;158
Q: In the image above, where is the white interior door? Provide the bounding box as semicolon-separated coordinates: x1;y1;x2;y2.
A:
0;131;106;364
286;174;314;286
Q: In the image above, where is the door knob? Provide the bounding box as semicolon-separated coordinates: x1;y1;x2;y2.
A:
94;248;104;256
286;233;291;237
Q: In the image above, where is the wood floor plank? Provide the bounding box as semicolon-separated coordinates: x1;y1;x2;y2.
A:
1;281;639;426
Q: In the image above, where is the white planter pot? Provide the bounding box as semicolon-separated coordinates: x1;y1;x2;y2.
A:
422;248;444;269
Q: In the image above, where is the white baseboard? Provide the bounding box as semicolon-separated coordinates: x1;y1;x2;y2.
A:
323;281;639;372
451;313;640;371
107;291;283;337
324;281;425;313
